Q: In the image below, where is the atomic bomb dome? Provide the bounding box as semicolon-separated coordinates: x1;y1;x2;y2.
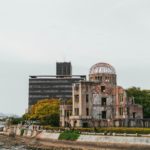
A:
89;62;116;75
60;61;144;128
89;62;117;84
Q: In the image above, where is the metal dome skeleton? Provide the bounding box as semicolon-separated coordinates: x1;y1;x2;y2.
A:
89;63;116;75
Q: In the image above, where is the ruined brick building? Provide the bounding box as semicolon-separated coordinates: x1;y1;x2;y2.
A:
60;62;143;127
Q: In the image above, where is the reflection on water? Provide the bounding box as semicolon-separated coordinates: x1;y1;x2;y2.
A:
0;146;31;150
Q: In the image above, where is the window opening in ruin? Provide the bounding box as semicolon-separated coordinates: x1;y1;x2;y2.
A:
83;122;88;128
69;111;72;116
65;110;70;117
75;84;79;91
74;120;77;127
86;108;89;116
86;94;89;103
75;108;79;116
86;85;88;91
101;86;105;92
127;107;129;115
75;95;79;102
119;94;123;102
105;76;109;82
119;107;123;116
133;112;136;118
102;97;107;106
99;76;102;82
102;111;106;119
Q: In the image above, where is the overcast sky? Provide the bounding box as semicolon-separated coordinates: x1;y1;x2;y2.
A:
0;0;150;115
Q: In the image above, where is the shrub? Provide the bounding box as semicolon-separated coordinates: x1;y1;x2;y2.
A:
59;130;80;141
20;129;25;136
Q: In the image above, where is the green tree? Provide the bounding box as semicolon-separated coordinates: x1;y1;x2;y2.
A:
126;87;150;118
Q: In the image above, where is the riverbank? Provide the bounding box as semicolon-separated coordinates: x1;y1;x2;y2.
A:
0;134;150;150
1;125;150;150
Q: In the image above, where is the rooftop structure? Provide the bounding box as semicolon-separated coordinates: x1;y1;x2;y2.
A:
56;62;72;76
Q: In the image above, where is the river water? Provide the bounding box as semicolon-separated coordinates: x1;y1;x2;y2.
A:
0;146;29;150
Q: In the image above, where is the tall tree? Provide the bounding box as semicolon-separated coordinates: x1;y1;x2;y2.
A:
24;99;60;126
126;87;150;118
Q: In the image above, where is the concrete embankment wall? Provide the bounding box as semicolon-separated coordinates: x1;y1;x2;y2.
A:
35;131;150;146
36;131;60;140
78;135;150;145
1;126;150;146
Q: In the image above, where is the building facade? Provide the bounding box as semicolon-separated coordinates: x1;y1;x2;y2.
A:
28;62;86;107
29;75;86;106
60;62;143;127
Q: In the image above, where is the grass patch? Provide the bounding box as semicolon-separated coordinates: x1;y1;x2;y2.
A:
59;130;80;141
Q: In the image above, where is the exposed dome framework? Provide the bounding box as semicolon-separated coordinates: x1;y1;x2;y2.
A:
89;62;116;75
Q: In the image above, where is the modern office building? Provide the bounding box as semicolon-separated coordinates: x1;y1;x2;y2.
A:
28;62;86;106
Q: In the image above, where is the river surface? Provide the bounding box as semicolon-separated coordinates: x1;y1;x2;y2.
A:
0;146;29;150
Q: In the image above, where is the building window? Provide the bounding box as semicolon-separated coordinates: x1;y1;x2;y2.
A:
101;86;105;92
133;112;136;118
102;97;106;106
127;107;129;115
65;110;70;117
69;111;72;116
119;94;123;102
75;95;79;102
105;76;109;82
86;108;89;116
86;94;89;103
75;108;79;116
83;122;88;128
75;84;79;91
102;111;106;119
99;76;102;82
119;107;123;116
86;85;88;91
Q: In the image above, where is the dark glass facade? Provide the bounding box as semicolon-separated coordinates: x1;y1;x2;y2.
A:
29;75;86;106
56;62;72;76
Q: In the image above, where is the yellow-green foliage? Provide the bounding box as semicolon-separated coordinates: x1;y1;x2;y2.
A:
32;99;59;119
24;99;60;126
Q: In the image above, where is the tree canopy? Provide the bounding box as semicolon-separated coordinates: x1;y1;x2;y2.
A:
23;99;60;126
126;87;150;118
